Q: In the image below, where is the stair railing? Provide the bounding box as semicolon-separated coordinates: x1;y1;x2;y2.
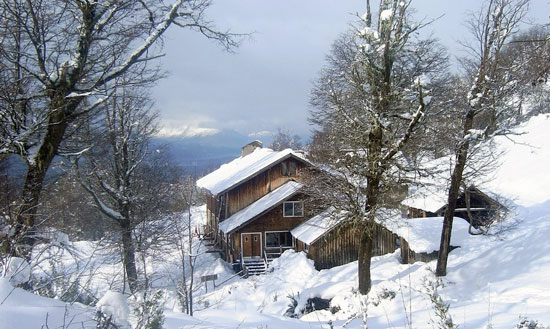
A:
263;249;268;268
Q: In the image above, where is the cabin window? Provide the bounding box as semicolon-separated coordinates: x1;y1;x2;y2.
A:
283;201;303;217
265;231;293;248
281;160;297;176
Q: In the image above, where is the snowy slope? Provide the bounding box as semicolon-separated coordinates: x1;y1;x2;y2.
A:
188;201;550;328
3;203;549;329
0;277;93;329
488;114;550;206
1;117;549;329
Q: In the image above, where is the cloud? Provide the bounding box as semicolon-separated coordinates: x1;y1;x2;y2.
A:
156;120;220;138
248;130;273;137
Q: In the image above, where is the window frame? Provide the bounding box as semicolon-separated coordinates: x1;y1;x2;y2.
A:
265;231;295;248
283;200;304;217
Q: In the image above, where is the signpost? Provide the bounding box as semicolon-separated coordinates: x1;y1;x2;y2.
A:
201;274;218;293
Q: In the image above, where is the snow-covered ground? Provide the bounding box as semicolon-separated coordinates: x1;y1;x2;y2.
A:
1;115;550;329
172;201;550;329
4;203;549;329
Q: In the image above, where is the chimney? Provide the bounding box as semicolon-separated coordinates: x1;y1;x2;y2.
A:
242;140;263;156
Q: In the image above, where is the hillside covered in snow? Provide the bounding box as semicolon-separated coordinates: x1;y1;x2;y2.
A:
1;114;550;329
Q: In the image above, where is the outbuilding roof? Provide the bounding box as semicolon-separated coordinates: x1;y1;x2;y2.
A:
196;147;307;196
383;216;472;253
219;180;303;234
291;208;348;245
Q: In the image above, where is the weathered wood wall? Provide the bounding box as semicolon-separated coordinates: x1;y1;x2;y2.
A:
225;157;306;218
231;193;308;259
308;222;360;270
448;189;501;227
308;222;399;270
205;194;218;235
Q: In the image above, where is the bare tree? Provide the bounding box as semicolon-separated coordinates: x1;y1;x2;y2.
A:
435;0;541;277
74;86;157;293
170;175;203;316
308;0;449;294
269;128;303;151
0;0;241;259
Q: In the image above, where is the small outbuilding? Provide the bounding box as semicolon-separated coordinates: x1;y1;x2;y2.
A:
404;184;506;228
384;216;474;264
291;209;399;270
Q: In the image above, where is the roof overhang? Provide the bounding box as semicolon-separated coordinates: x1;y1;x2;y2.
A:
197;148;311;197
219;180;303;234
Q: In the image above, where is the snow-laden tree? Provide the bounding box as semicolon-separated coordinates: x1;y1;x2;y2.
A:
435;0;547;276
308;0;450;294
0;0;241;259
74;86;158;293
269;128;303;151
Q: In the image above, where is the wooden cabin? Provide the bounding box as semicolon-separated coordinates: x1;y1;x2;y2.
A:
405;185;505;228
199;142;482;272
197;141;311;271
291;210;400;270
389;216;471;264
439;186;505;228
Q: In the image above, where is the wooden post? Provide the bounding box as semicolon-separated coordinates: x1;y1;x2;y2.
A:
201;274;218;293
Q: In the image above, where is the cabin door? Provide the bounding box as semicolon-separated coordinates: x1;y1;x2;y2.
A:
241;233;262;258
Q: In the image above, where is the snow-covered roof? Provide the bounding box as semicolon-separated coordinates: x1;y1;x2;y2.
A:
400;156;454;213
196;147;308;196
402;185;448;213
384;217;473;253
291;209;348;245
403;115;550;211
219;181;303;234
400;156;497;214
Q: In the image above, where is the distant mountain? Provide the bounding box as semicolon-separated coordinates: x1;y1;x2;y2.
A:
2;130;272;180
153;130;273;176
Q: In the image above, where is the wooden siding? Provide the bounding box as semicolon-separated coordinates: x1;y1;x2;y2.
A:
307;222;399;270
231;194;308;259
225;158;306;218
444;188;502;227
308;222;360;270
205;193;218;235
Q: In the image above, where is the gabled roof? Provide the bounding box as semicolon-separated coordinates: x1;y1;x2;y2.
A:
383;216;473;253
219;180;303;234
402;185;448;213
403;184;502;214
196;148;308;196
291;208;348;245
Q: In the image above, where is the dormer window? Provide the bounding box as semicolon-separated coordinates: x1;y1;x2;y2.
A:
283;201;303;217
281;160;297;176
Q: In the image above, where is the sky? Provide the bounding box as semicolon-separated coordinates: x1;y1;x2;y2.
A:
152;0;550;141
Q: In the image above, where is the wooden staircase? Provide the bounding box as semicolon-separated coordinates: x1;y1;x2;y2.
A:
202;235;224;258
243;258;268;276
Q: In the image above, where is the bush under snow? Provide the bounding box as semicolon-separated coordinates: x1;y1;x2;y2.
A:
96;290;131;328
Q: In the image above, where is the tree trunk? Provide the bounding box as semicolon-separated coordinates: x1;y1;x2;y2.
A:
356;123;383;295
121;219;138;293
358;223;374;294
188;209;194;316
435;110;474;276
9;103;70;258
